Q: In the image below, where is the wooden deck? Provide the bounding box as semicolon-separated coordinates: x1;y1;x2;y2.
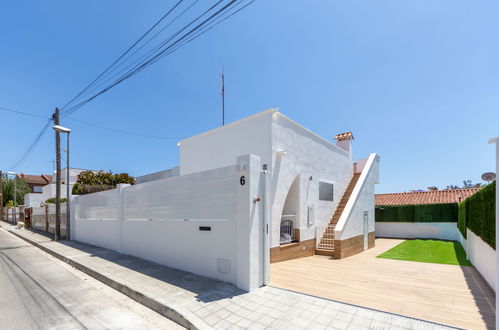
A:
270;238;495;329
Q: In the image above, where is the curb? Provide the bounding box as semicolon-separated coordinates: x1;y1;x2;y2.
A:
5;226;201;330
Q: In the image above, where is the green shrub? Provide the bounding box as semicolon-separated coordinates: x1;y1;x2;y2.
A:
72;184;115;195
72;170;135;195
457;202;467;239
44;197;68;204
460;181;495;249
375;203;458;223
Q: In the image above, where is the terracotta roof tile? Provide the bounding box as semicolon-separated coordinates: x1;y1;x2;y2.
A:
18;174;52;185
375;188;481;205
334;131;354;141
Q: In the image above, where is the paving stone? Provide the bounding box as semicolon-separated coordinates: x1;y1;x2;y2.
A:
2;224;457;330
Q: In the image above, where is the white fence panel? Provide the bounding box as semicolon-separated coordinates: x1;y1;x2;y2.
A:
76;189;118;220
123;165;238;220
123;220;237;283
460;229;496;291
74;219;121;251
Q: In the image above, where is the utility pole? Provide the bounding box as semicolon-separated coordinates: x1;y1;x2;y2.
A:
0;170;3;221
53;108;61;240
221;68;225;126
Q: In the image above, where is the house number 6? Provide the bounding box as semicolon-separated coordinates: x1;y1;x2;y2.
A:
240;176;246;185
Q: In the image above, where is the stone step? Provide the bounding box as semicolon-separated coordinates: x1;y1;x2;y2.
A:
315;249;334;256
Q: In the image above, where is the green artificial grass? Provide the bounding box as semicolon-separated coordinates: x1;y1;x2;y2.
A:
377;239;472;266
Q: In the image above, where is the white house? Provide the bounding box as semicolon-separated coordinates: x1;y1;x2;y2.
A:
71;109;379;291
24;168;93;207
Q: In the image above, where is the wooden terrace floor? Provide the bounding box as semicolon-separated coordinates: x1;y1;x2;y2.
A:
270;238;495;329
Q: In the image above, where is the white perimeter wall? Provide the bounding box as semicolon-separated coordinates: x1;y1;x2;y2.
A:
72;155;265;291
24;193;44;208
459;229;496;291
376;222;460;241
335;154;379;240
269;113;353;247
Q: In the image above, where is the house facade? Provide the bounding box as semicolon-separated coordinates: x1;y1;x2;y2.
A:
178;109;380;260
71;109;380;291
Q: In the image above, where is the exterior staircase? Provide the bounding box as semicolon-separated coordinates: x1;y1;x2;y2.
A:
315;173;361;256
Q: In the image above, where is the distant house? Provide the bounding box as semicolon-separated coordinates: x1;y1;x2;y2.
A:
17;173;52;193
24;168;97;207
376;188;481;205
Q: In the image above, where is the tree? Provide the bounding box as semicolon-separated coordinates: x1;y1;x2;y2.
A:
1;175;30;207
72;170;135;195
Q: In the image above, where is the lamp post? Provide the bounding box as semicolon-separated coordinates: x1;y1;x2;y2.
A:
53;125;71;240
7;171;17;224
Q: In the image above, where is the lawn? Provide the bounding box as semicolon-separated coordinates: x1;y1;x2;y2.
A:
377;239;472;266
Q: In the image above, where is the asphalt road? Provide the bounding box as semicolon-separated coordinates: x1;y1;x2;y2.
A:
0;228;183;330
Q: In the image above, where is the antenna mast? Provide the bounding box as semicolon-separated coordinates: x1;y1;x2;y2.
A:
221;67;225;126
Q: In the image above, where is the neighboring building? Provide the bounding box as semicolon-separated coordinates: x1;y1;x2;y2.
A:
24;168;96;207
72;109;380;291
17;173;52;193
376;188;481;206
18;173;52;208
51;168;94;185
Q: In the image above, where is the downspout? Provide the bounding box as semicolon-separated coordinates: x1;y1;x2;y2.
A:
261;165;270;286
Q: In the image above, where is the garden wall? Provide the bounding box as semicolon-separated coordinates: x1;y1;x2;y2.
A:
72;155;267;291
458;229;496;290
376;222;460;241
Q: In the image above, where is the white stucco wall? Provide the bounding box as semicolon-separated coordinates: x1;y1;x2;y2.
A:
123;165;238;220
123;219;237;284
269;113;353;247
72;155;266;292
179;110;273;175
375;222;460;241
335;154;379;240
459;229;496;291
24;193;44;207
40;183;74;202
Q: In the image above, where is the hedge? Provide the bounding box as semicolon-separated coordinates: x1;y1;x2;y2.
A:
458;181;495;249
375;203;458;223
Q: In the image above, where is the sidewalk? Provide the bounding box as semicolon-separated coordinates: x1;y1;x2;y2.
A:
0;222;457;330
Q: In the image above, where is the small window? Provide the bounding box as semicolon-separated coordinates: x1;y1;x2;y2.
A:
33;186;43;193
319;181;334;201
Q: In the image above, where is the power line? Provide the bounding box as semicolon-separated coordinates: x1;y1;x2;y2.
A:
10;119;52;170
62;0;254;117
0;106;49;120
65;117;181;140
60;0;185;111
0;105;180;140
7;0;255;170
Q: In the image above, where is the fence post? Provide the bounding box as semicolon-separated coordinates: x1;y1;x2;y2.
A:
236;154;262;291
45;204;49;232
116;184;130;253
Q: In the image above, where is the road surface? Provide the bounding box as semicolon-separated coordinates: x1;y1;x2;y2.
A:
0;228;183;330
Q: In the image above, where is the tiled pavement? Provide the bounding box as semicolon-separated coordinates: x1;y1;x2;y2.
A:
1;222;457;330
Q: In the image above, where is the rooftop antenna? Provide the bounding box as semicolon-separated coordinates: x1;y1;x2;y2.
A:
221;66;225;126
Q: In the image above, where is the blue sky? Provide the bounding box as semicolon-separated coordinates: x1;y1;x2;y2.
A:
1;0;498;193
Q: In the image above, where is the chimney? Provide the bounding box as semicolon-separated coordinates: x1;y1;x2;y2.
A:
334;131;354;154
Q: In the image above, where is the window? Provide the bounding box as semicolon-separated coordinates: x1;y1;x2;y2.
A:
319;181;334;201
33;186;43;193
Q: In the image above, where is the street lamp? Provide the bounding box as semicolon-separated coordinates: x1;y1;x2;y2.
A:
53;125;71;240
7;171;17;224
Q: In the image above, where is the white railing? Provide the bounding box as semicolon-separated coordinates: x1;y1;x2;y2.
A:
334;153;379;240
